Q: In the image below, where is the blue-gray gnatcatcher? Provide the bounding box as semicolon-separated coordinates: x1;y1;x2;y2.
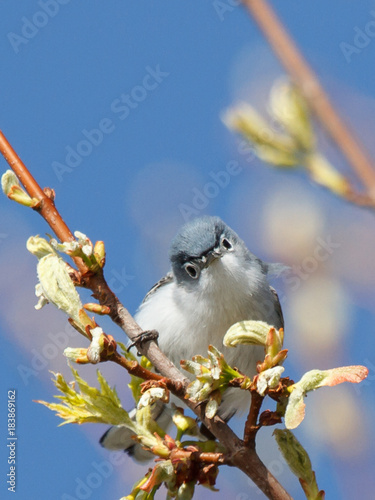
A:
101;216;284;459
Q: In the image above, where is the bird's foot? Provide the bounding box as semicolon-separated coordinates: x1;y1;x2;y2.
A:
127;329;159;355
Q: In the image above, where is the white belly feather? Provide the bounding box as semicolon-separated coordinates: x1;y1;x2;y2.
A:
135;253;281;418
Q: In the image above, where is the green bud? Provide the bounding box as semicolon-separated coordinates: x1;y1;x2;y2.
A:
63;347;90;364
1;170;38;207
176;482;195;500
94;240;106;267
205;391;222;419
86;326;105;364
137;388;169;410
284;386;305;429
224;320;272;348
144;461;175;491
265;327;284;358
27;236;83;324
1;170;19;195
274;429;314;483
180;359;208;377
306;153;351;196
50;238;80;255
83;303;111;315
223;104;299;166
74;231;93;257
121;475;149;500
186;380;212;402
172;409;198;438
257;366;285;396
269;80;315;152
182;345;242;412
255;144;299;167
27;236;56;259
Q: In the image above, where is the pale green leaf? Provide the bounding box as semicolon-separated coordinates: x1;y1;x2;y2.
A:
224;320;271;347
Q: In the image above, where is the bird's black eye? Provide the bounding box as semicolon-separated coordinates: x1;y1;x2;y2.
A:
184;262;200;279
221;237;232;250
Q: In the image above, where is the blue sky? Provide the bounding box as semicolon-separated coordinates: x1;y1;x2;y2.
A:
1;1;375;499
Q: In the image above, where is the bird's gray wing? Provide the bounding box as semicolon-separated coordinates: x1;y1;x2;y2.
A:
270;286;284;329
100;400;172;461
142;271;174;304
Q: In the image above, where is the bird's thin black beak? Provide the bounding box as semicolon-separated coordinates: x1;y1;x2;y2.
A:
202;248;223;268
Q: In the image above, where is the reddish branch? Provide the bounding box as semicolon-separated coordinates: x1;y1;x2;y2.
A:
242;0;375;196
111;351;164;382
0;130;292;500
244;390;264;448
0;132;87;272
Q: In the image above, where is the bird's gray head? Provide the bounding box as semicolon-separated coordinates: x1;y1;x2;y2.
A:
169;216;257;285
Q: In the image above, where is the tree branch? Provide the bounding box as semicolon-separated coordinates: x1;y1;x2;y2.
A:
0;131;88;273
242;0;375;196
0;130;292;500
186;402;292;500
244;390;264;448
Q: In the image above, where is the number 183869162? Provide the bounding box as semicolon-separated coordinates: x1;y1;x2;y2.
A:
7;390;16;493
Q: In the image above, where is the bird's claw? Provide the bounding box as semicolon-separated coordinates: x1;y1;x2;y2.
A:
127;329;159;355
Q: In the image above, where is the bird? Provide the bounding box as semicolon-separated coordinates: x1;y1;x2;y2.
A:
100;215;284;459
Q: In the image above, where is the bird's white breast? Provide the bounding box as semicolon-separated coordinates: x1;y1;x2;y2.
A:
135;253;281;417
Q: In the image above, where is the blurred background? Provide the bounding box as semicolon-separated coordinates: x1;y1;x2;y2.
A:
1;1;375;499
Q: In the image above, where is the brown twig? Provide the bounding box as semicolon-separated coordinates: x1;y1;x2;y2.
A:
0;130;292;500
110;351;186;398
110;351;164;382
170;448;228;465
194;452;227;465
242;0;375;196
0;131;88;272
244;390;264;448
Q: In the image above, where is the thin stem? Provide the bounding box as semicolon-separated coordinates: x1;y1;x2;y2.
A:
244;390;264;448
110;351;164;382
242;0;375;196
0;130;87;273
110;351;186;397
171;448;228;465
194;452;227;464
